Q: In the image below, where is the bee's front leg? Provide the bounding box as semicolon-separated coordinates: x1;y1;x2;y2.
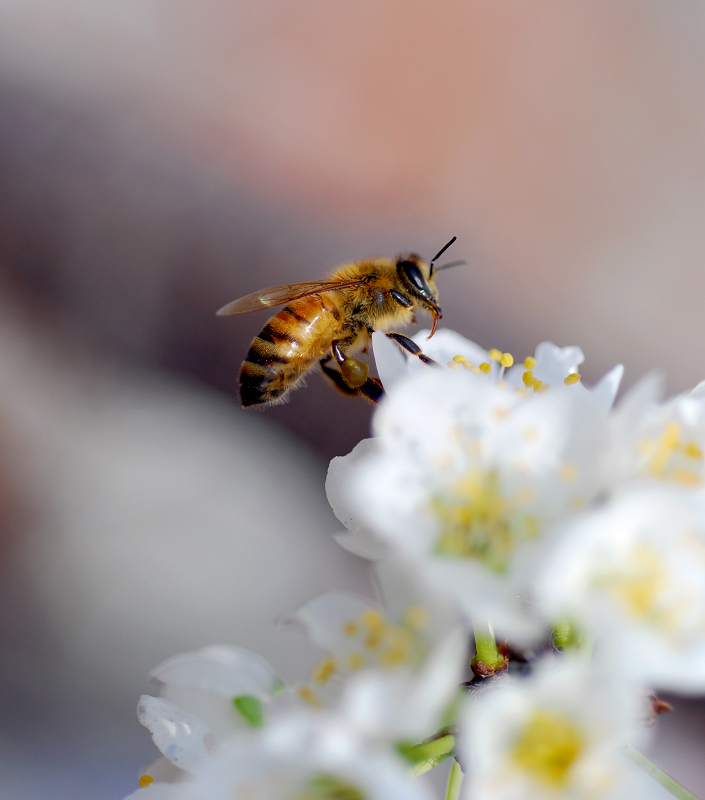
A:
385;332;439;367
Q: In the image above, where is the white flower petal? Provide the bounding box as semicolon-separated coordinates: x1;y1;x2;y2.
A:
333;529;388;560
536;487;705;692
590;363;624;412
137;695;216;772
372;330;409;389
327;438;379;533
283;592;378;653
151;646;279;699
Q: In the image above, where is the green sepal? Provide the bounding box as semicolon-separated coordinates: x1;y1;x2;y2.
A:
232;694;265;727
553;620;582;650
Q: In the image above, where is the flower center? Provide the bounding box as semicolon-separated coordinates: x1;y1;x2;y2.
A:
639;421;703;486
338;606;427;671
511;709;585;788
432;470;539;573
592;543;682;635
294;774;367;800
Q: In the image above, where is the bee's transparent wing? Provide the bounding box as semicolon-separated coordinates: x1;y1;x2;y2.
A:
216;279;367;316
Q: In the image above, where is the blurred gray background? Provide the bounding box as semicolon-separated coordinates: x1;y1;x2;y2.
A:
1;1;705;798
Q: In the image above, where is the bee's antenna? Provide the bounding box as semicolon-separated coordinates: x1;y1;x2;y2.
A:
434;259;466;272
429;236;457;277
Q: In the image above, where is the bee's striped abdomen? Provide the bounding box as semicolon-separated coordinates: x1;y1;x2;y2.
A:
239;294;343;408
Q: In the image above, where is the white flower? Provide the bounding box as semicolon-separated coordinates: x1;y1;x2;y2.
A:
134;646;286;785
151;645;284;738
284;591;467;740
137;695;217;774
459;655;656;800
338;367;610;643
127;711;435;800
536;487;705;693
373;330;623;415
609;374;705;489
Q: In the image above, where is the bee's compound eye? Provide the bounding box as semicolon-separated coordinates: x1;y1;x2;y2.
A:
341;358;369;388
399;260;428;295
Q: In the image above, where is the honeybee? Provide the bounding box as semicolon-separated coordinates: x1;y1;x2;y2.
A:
217;237;460;408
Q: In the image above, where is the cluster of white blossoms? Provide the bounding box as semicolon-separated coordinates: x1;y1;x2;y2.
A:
127;328;705;800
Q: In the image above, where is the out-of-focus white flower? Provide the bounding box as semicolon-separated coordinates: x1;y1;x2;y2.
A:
337;367;611;643
284;592;467;740
338;627;466;743
286;593;430;678
137;696;217;774
609;375;705;489
327;439;389;561
150;645;284;739
127;711;435;800
536;487;705;693
135;646;286;784
460;655;655;800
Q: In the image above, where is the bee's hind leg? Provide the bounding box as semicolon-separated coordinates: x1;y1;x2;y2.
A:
385;332;439;367
319;355;384;405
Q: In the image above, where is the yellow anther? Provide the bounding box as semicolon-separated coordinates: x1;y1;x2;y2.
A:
479;362;492;374
601;544;667;624
361;608;385;632
663;422;681;449
404;605;429;630
493;405;511;420
500;352;514;368
514;387;529;397
564;373;581;385
298;686;323;708
531;379;543;392
347;652;366;671
453;354;469;363
512;710;585;788
647;422;682;476
361;608;386;650
342;621;358;637
685;442;703;460
379;642;408;669
312;656;338;685
447;361;461;370
671;469;702;487
138;776;154;788
559;464;578;483
489;348;503;361
523;427;540;442
522;370;534;387
524;356;537;370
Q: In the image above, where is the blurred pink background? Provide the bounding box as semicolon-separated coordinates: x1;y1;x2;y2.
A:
0;2;704;798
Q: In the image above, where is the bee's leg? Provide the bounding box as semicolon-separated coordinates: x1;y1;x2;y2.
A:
319;355;358;397
319;354;384;404
330;342;370;389
385;332;439;367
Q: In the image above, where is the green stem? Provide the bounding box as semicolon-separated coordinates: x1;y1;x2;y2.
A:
474;623;503;669
445;760;463;800
624;745;702;800
408;735;456;776
409;734;456;763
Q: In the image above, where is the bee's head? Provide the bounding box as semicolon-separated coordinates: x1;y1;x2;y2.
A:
397;236;460;337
